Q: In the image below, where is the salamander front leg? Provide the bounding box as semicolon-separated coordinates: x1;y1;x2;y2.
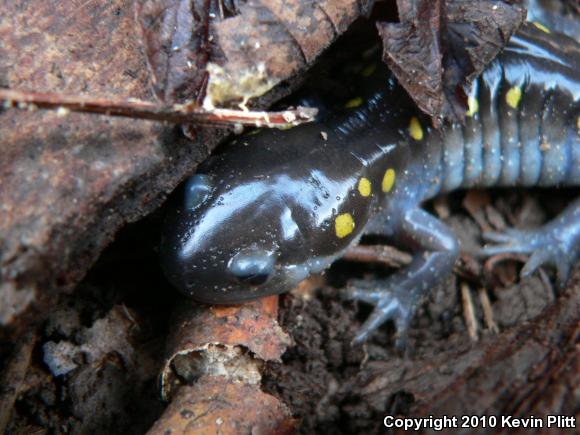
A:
481;197;580;285
345;208;459;347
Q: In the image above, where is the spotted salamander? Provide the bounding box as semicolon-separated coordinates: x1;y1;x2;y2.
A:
161;24;579;345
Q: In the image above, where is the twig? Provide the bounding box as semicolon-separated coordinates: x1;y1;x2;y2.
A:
0;88;317;129
478;287;499;334
461;282;479;342
343;245;412;268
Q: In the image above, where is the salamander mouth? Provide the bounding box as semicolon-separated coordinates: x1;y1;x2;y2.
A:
184;274;290;304
181;253;341;304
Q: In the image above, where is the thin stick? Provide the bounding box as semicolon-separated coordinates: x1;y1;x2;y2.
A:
478;287;499;333
0;88;317;129
461;282;479;342
343;245;412;268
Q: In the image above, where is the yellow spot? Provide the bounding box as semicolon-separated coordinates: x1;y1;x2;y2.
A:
335;213;355;238
358;177;372;197
361;63;377;77
466;96;479;117
577;115;580;131
532;21;550;33
344;97;363;109
506;86;522;109
409;116;423;140
382;168;396;193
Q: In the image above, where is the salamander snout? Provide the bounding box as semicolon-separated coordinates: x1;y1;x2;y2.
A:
161;171;300;304
227;248;275;286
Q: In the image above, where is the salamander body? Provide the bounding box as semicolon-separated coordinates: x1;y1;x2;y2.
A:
161;24;580;344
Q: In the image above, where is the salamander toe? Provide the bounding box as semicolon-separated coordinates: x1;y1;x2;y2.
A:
481;226;578;286
344;278;417;349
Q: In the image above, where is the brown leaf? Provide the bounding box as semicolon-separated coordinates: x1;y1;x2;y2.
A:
462;190;492;232
137;0;227;104
377;0;445;122
204;0;354;109
444;0;526;116
378;0;526;125
137;0;366;108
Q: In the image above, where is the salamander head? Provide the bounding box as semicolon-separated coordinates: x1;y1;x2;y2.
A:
160;170;347;304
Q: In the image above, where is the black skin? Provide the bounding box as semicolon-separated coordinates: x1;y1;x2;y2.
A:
161;23;580;345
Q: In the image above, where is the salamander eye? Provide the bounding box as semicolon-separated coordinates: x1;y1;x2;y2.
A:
228;249;275;286
184;174;212;210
